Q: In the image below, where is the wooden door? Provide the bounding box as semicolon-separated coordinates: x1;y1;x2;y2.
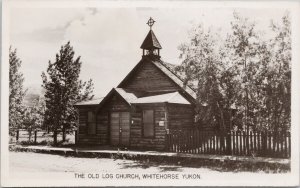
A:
110;112;120;146
110;112;130;146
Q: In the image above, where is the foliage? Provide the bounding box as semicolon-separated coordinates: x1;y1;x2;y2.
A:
9;47;27;135
177;12;291;132
23;97;45;140
41;42;94;145
177;25;227;130
224;11;264;131
261;13;291;132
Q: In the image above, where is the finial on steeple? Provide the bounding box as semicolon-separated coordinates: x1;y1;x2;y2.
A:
147;17;155;30
141;17;162;59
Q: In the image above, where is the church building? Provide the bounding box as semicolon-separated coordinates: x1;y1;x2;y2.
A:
74;18;198;150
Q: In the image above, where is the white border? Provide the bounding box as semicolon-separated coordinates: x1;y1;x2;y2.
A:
1;0;300;187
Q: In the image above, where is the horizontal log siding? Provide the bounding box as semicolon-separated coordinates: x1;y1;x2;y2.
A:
122;62;179;95
103;95;129;111
167;103;194;130
77;94;130;145
77;106;102;145
130;104;167;150
98;94;131;145
96;112;109;144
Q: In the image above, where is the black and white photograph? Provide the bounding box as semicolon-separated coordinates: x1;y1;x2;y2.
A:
1;0;300;187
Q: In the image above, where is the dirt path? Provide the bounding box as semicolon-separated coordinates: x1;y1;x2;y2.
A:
7;151;292;186
9;151;217;174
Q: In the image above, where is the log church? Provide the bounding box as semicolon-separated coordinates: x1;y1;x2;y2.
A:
74;17;198;150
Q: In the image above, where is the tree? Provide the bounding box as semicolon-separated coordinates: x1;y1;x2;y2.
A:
177;12;291;133
42;42;94;145
177;24;228;130
260;13;291;132
9;47;26;136
225;12;268;131
23;98;44;141
226;12;291;132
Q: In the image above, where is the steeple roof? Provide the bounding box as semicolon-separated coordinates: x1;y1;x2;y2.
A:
140;30;162;50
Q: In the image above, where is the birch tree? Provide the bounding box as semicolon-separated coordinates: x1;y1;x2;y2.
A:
261;13;291;132
177;12;291;133
9;47;26;135
177;24;229;130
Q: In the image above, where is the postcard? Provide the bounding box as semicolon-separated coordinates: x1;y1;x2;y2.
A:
1;0;300;187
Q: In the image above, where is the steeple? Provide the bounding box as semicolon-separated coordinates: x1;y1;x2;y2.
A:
140;17;162;58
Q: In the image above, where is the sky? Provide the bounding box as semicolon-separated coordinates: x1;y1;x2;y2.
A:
8;5;288;98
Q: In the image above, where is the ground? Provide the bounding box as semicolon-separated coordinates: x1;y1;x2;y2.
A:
10;130;75;145
9;151;220;175
7;151;293;187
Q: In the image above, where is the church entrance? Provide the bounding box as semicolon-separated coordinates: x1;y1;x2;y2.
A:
110;112;130;147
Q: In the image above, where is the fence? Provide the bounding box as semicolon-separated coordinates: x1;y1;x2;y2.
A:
12;129;77;145
165;129;291;158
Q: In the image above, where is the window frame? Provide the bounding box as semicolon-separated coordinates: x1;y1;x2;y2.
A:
87;111;96;135
142;109;155;138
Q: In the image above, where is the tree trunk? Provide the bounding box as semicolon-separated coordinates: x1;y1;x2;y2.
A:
62;126;66;142
217;102;229;153
53;130;58;146
34;130;37;145
16;130;19;142
28;131;32;142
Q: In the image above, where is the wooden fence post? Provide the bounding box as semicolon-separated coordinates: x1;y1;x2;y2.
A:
160;129;290;158
165;131;169;151
34;130;37;145
226;131;231;155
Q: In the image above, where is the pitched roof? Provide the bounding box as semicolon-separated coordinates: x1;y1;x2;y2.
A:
114;88;137;103
74;90;191;107
74;97;104;106
151;59;197;99
117;57;197;102
109;88;190;105
133;92;190;104
140;30;162;50
159;61;198;90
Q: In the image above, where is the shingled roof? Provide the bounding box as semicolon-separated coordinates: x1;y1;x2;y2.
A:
158;61;198;90
74;97;104;106
151;59;197;99
117;56;197;102
133;91;190;104
140;30;162;50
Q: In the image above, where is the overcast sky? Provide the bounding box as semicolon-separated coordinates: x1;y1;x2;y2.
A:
9;6;287;98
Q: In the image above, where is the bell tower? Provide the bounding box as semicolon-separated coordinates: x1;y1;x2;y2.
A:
140;17;162;59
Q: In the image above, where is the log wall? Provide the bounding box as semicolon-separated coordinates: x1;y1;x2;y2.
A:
121;62;179;96
77;106;102;145
167;103;195;130
130;104;167;150
77;94;130;145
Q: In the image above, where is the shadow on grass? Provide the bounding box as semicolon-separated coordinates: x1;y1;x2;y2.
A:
119;160;183;172
114;153;290;173
9;144;290;173
17;139;75;148
120;162;151;170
